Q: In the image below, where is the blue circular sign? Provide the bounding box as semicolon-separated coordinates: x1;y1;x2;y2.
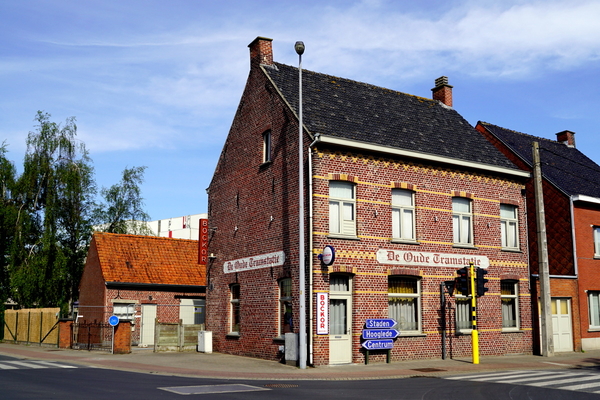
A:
108;315;119;326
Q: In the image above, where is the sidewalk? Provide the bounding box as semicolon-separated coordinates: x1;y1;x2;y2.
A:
1;342;600;381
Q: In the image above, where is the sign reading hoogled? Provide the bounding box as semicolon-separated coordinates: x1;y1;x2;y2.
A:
376;249;489;268
223;251;286;273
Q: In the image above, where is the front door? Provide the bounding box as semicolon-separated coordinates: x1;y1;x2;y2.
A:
140;304;157;347
552;298;573;352
329;275;352;364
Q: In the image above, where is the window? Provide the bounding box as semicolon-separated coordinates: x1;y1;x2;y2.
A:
589;292;600;329
392;189;415;241
455;296;472;332
501;281;519;329
453;197;473;245
113;303;135;321
388;277;420;333
262;130;272;163
230;284;241;334
279;278;293;336
594;227;600;257
329;181;356;237
501;204;519;250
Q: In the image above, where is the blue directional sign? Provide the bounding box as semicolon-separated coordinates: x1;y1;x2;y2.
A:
365;318;396;329
362;329;400;340
361;339;394;350
108;315;119;327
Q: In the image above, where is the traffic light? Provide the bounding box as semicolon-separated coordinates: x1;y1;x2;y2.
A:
476;267;489;297
456;267;469;296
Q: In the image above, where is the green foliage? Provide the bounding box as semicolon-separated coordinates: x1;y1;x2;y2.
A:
0;143;18;307
95;166;152;235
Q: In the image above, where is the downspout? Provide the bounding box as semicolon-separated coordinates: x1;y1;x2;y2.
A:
570;196;582;351
308;133;320;366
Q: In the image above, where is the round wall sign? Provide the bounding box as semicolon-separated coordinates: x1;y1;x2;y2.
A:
320;245;335;266
108;315;119;326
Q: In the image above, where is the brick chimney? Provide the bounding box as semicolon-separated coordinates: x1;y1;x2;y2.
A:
248;36;273;68
431;76;453;107
556;130;576;147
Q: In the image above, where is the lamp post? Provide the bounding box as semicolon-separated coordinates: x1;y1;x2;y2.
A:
295;40;307;369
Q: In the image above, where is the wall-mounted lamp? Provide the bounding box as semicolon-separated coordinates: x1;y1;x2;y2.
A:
234;226;238;232
209;253;216;259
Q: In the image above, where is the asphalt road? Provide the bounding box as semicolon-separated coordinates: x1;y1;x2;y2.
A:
2;355;600;399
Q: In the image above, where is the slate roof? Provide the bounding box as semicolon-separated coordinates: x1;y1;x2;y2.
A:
91;232;205;287
263;62;518;171
479;122;600;198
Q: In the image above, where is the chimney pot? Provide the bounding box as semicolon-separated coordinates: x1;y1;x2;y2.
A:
248;36;273;67
432;76;453;107
556;130;576;147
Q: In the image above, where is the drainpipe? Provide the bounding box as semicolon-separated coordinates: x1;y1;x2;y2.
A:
308;133;320;366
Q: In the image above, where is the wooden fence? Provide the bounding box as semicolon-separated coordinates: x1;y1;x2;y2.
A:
154;320;205;352
3;308;60;346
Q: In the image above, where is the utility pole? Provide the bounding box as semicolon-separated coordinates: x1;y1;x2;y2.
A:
533;141;554;357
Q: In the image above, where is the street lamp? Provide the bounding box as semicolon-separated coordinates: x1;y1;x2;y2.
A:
295;40;307;370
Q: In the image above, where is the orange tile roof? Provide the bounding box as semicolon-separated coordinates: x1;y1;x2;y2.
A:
92;232;206;286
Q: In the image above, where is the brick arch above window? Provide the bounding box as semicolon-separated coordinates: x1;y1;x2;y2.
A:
387;267;421;277
451;190;474;199
391;182;417;191
500;273;520;281
327;173;358;183
328;265;357;275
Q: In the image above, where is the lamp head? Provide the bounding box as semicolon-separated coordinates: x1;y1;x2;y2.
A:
294;41;305;56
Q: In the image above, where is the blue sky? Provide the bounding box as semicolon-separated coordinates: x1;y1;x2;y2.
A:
2;0;600;220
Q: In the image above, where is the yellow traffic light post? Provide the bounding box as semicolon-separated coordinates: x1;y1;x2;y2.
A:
469;262;479;364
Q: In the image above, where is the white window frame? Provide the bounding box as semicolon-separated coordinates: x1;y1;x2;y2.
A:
453;197;473;246
501;280;520;331
589;291;600;329
392;189;416;242
500;204;519;250
230;284;241;334
594;227;600;258
455;295;472;333
262;130;272;163
329;181;356;237
388;277;421;334
278;278;293;336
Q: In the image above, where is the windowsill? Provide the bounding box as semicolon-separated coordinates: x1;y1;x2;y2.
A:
273;336;285;342
588;328;600;332
452;244;477;250
259;161;272;168
594;256;600;260
456;329;473;335
501;328;522;333
226;332;241;338
328;234;360;241
397;332;426;338
501;248;522;253
391;239;420;245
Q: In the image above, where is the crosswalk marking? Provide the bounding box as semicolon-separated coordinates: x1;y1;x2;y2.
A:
0;360;77;370
446;370;600;394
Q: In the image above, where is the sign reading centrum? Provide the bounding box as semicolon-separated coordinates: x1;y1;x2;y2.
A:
223;251;285;274
376;249;489;269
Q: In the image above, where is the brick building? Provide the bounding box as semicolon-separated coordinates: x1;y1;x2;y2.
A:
477;122;600;353
78;232;206;346
206;37;532;365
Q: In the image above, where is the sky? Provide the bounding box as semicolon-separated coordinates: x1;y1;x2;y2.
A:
2;0;600;220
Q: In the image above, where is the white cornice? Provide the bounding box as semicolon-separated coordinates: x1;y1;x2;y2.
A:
572;194;600;205
315;135;530;178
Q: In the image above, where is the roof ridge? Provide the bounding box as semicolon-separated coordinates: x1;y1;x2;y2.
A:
93;231;198;243
479;121;560;145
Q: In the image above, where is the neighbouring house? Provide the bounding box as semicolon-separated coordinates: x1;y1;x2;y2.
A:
205;36;532;366
146;213;207;240
78;232;207;346
477;122;600;353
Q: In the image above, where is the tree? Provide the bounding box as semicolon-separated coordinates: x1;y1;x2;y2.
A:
10;111;96;311
0;143;18;309
95;166;152;235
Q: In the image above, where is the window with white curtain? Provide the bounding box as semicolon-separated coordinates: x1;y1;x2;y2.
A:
113;303;135;321
279;278;293;336
594;227;600;257
500;204;519;250
329;275;350;336
230;284;241;334
455;296;472;332
329;181;356;237
388;277;420;333
501;280;519;330
589;291;600;329
453;197;473;245
392;189;415;241
262;130;271;163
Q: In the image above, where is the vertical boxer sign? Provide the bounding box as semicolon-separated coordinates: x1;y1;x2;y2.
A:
198;219;209;266
316;292;328;335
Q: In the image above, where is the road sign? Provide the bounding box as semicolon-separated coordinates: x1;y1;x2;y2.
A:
362;329;400;340
361;339;394;350
108;315;119;326
365;318;396;329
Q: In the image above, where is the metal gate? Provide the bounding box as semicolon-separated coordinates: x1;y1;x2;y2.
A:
72;322;113;352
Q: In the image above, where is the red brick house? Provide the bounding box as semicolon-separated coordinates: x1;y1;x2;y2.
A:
477;122;600;353
206;36;532;365
78;232;206;346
